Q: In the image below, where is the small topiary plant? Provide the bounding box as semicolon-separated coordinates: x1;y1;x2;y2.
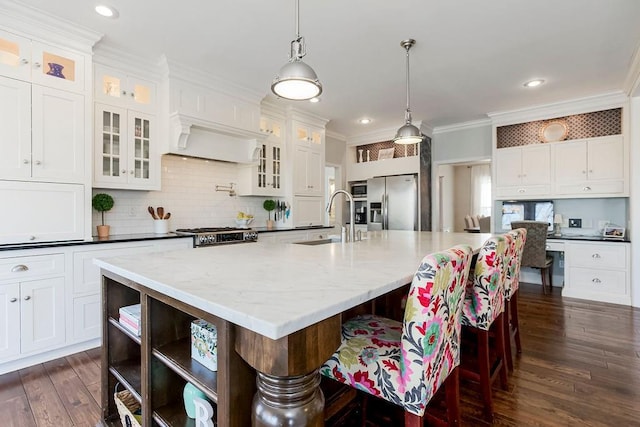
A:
92;193;114;226
263;199;276;220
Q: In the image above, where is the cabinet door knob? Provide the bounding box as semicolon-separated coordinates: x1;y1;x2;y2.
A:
28;235;36;241
20;58;29;65
130;170;134;174
23;159;30;164
583;186;591;191
122;90;127;95
34;160;42;165
582;170;586;174
589;169;593;173
24;295;31;301
11;264;29;272
9;297;17;303
592;253;601;259
517;189;525;193
592;278;602;284
121;169;127;174
33;62;41;68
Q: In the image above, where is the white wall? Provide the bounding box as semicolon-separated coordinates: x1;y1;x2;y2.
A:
433;123;492;162
92;155;280;235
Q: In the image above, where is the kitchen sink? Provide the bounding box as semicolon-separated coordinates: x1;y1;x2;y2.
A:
294;238;340;246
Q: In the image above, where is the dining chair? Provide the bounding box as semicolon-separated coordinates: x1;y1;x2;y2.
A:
510;220;553;294
503;228;527;371
460;234;509;421
321;245;474;426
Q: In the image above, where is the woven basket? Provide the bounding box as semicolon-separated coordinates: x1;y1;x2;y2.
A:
114;386;142;427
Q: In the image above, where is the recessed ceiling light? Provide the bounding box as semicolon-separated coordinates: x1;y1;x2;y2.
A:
358;118;372;125
523;79;545;88
309;97;320;103
95;4;119;18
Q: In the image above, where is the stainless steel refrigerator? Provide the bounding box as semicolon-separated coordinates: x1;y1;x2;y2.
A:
367;174;418;231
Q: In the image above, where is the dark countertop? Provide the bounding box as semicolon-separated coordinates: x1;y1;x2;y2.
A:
253;225;335;234
547;234;630;243
0;233;193;252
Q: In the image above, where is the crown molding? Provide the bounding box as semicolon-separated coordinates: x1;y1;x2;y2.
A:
345;127;396;146
488;91;628;126
0;0;102;52
432;118;491;135
161;56;265;104
326;130;346;141
285;107;329;127
625;40;640;97
93;43;164;80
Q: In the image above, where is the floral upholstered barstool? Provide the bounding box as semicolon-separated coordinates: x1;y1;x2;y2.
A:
503;228;527;371
321;245;474;426
460;235;510;421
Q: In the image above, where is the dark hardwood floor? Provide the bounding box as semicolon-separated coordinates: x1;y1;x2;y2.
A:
1;283;639;426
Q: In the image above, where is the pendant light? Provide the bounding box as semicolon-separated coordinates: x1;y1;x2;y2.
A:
394;39;423;145
271;0;322;101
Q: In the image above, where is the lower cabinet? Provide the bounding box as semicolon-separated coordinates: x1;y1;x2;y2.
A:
563;241;630;305
101;271;255;426
293;196;324;227
0;253;66;362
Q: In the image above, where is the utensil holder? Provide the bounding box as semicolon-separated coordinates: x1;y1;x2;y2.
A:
153;219;169;234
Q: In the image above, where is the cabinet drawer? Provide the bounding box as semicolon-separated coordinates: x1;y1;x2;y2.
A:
568;243;627;270
545;241;565;252
0;253;65;282
555;181;624;195
495;185;550;198
568;267;626;295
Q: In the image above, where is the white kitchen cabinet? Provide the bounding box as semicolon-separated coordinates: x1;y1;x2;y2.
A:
94;64;155;112
0;29;85;93
237;139;284;197
0;77;85;183
293;145;323;196
293;196;325;227
292;121;323;147
0;283;20;360
0;181;84;245
553;135;626;196
563;241;630;305
94;103;159;190
0;253;66;361
495;145;551;199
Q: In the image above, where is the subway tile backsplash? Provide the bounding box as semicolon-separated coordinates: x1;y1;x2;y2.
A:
92;155;273;235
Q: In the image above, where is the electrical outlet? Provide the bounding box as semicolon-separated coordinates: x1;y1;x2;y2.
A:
568;218;582;228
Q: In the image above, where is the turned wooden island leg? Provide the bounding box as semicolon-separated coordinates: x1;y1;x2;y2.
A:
235;314;342;427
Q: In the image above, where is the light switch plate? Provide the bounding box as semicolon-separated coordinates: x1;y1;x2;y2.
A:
568;218;582;228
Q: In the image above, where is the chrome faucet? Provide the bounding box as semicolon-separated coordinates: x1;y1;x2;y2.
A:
327;189;356;242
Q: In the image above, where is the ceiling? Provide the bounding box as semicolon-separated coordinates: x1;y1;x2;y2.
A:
12;0;640;139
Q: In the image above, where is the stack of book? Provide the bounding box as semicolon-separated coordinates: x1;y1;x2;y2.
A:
118;304;141;336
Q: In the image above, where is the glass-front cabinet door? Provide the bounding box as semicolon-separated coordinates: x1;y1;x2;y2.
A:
95;65;155;110
128;112;152;185
0;30;30;81
30;41;84;93
95;104;126;185
270;143;282;192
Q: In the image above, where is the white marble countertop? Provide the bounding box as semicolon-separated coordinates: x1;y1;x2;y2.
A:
94;231;489;340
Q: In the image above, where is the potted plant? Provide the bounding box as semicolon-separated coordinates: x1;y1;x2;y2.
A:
92;193;114;238
263;199;276;230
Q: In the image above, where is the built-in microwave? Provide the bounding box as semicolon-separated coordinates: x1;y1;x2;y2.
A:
351;182;367;198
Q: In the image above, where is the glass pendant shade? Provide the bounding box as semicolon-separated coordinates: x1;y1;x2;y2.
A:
271;59;322;100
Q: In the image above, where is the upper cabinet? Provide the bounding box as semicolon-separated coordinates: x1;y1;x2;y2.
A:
0;29;85;93
93;103;158;190
293;122;323;147
94;64;156;112
495;145;551;199
237;115;284;197
0;77;85;183
553;135;626;196
290;119;325;197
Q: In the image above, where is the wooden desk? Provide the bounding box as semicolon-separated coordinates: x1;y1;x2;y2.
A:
96;231;488;426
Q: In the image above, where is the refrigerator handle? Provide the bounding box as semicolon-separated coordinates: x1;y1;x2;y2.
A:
381;193;386;230
384;194;389;229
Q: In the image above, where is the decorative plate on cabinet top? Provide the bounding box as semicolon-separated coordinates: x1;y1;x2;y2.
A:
539;120;568;143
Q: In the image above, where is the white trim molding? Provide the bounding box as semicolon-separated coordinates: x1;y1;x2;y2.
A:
488;91;628;126
433;118;491;135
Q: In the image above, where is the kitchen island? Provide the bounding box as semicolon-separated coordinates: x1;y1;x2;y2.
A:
96;230;489;426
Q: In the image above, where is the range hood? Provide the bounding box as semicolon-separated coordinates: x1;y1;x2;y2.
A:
168;112;265;163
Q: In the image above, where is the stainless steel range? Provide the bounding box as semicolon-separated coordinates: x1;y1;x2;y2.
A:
175;227;258;247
